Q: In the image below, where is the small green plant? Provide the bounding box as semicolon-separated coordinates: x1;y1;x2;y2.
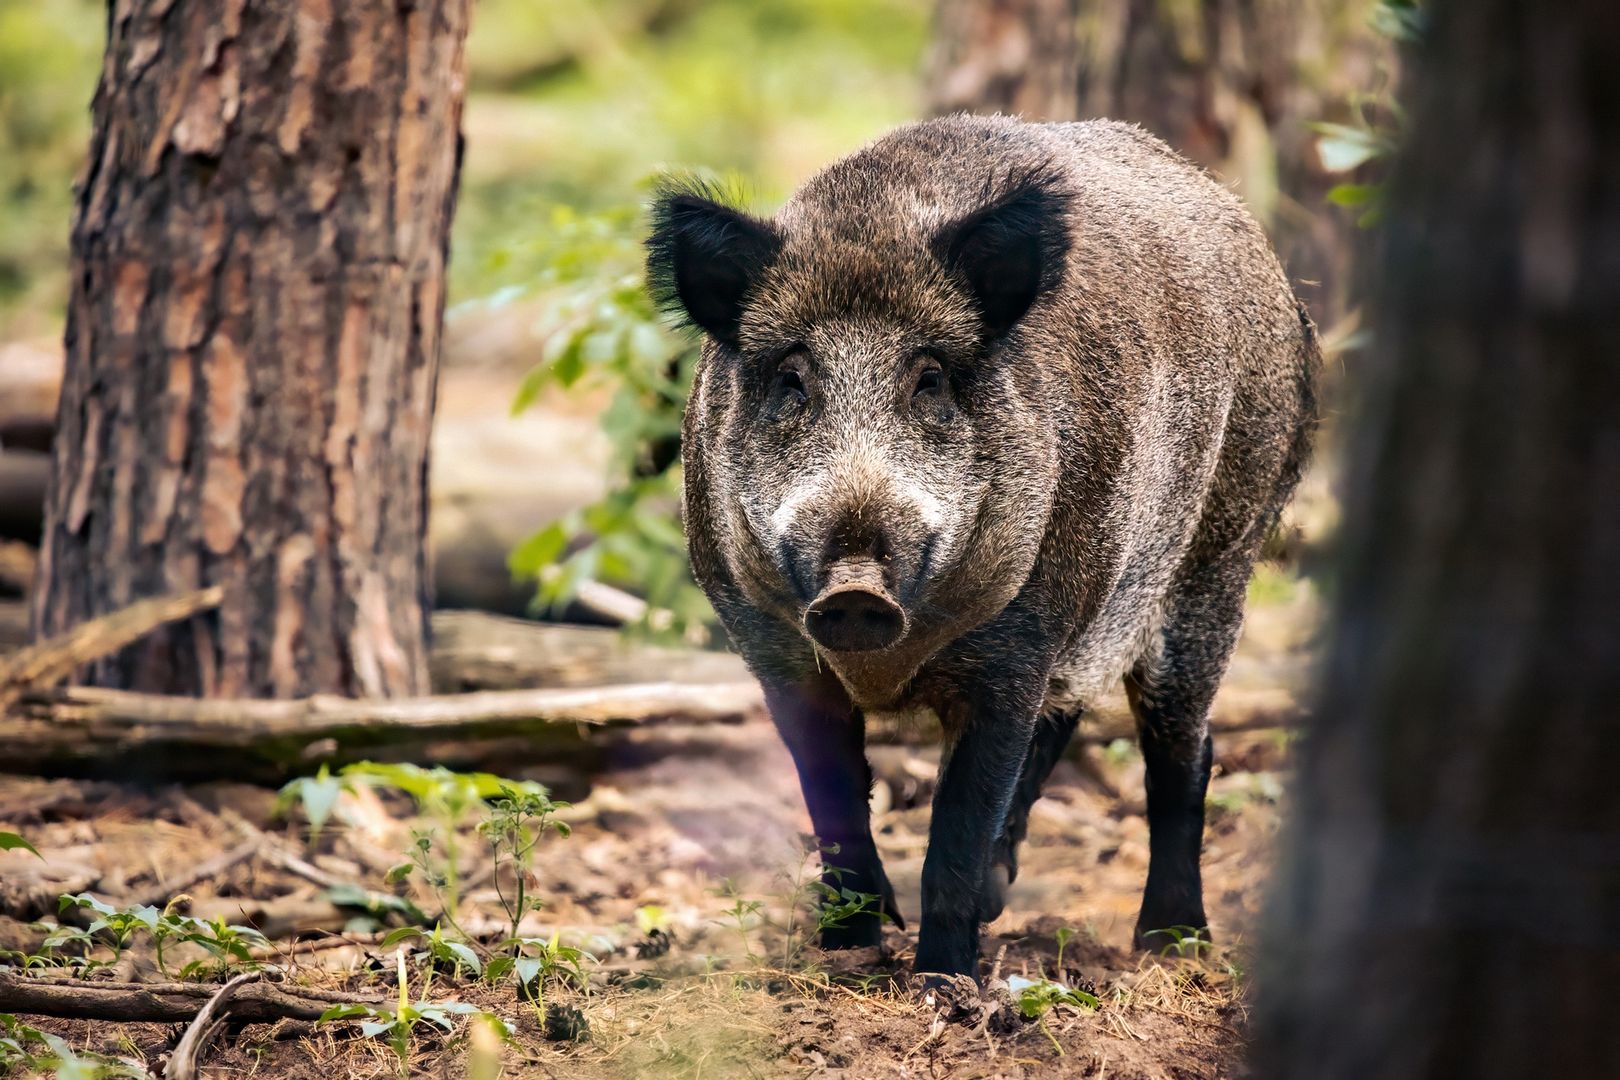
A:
42;894;267;979
486;929;593;997
167;914;271;980
1;1012;151;1078
318;950;501;1078
1053;926;1077;974
378;923;484;980
477;784;572;945
1102;738;1138;767
345;763;546;921
716;885;767;965
713;842;887;971
0;831;42;859
1150;926;1215;961
1008;975;1099;1056
275;764;350;846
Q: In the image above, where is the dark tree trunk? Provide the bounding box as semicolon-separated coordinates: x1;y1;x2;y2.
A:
31;0;470;698
1254;3;1620;1078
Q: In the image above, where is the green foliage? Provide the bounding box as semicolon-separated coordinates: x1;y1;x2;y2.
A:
713;841;888;971
452;0;928;298
1314;0;1423;227
502;204;713;640
484;930;593;997
1148;925;1215;961
477;784;572;944
1007;974;1099;1057
318;949;506;1078
275;764;348;845
24;894;268;979
0;831;41;858
343;762;549;921
0;0;102;334
1;1013;151;1079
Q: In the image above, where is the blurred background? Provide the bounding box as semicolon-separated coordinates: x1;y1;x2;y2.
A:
0;0;1403;643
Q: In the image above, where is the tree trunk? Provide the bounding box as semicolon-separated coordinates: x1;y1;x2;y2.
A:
926;0;1081;121
927;0;1383;324
1253;3;1620;1078
31;0;470;698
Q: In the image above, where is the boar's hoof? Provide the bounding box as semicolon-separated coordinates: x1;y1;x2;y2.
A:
805;586;906;652
978;861;1012;923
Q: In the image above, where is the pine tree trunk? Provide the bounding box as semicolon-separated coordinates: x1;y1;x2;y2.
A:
31;0;470;699
926;0;1081;121
927;0;1382;323
1254;2;1620;1076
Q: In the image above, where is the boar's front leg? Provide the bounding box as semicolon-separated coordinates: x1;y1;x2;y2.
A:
766;683;901;949
913;694;1039;981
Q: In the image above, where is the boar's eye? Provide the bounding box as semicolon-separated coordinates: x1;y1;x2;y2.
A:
773;363;808;406
912;362;944;399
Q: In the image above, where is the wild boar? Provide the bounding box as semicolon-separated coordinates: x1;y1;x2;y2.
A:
646;114;1318;980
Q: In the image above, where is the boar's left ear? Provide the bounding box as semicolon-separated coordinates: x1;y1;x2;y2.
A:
933;170;1071;338
646;179;782;349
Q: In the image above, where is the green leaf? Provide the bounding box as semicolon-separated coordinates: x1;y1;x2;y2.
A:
441;941;483;976
508;521;570;579
1327;183;1378;207
318;1004;379;1023
379;927;424;949
1310;123;1390;172
0;832;41;859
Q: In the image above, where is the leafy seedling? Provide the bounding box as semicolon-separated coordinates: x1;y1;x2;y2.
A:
1008;975;1099;1057
319;949;501;1078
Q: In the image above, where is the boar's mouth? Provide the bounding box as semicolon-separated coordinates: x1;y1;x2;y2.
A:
802;556;909;653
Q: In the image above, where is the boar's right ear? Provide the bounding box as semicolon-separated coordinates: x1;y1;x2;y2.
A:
646;180;781;349
933;170;1071;339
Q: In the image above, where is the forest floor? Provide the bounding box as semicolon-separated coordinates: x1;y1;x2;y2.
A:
0;582;1314;1080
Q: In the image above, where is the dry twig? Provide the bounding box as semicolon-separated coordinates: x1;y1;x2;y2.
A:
163;971;262;1080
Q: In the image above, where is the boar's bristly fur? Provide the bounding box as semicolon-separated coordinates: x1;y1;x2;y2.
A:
648;115;1319;981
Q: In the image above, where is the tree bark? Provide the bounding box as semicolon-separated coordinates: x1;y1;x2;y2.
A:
31;0;470;698
1253;3;1620;1077
926;0;1081;121
926;0;1384;324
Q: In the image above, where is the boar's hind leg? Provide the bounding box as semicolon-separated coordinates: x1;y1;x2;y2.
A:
980;707;1083;922
1126;566;1249;952
766;685;901;949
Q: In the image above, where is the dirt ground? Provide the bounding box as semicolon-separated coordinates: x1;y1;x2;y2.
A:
0;588;1313;1079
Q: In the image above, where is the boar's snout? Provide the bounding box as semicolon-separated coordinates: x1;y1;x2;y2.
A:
803;556;908;653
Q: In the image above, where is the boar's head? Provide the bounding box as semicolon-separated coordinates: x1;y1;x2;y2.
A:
649;158;1073;694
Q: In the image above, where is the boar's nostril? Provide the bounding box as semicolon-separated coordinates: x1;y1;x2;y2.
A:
804;585;907;653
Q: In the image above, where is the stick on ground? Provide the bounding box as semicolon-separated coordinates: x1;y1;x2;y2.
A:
163;971;262;1080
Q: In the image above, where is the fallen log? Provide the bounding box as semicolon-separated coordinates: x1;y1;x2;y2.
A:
427;609;748;691
0;680;765;781
0;586;223;704
0;971;384;1024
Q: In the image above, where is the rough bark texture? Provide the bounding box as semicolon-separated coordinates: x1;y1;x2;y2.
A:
927;0;1385;324
926;0;1081;121
1254;3;1620;1077
31;0;470;698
